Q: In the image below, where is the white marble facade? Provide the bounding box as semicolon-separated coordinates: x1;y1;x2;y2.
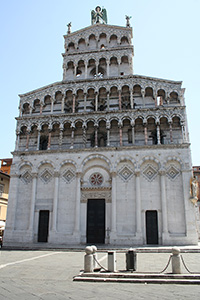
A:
4;9;198;247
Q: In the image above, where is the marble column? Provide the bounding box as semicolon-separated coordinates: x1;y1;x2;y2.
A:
40;104;43;115
144;124;148;145
85;64;88;79
72;94;76;113
73;172;81;235
131;121;135;144
118;90;122;110
119;127;123;146
111;171;117;237
169;122;173;143
61;95;65;113
47;130;52;150
36;130;41;150
156;124;161;144
70;126;75;149
135;170;142;235
181;122;186;142
28;173;37;232
130;90;134;109
106;59;109;77
25;131;30;151
19;105;22;117
94;125;98;147
106;123;110;146
107;91;110;111
141;89;145;107
52;172;59;232
15;131;20;151
95;92;98;111
59;127;63;149
50;97;54;114
160;170;168;235
84;93;87;111
82;124;87;148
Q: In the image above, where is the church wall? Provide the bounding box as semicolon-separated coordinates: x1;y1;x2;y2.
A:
116;162;136;235
15;165;32;230
165;161;186;234
57;163;76;233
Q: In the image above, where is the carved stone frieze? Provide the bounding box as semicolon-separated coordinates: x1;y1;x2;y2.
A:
81;187;112;203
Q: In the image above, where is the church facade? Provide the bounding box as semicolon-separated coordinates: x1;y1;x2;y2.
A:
4;7;198;247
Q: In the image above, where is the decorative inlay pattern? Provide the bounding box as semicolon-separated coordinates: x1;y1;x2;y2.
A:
40;169;53;184
62;169;75;183
90;172;103;186
118;165;134;182
166;165;180;181
142;164;158;182
21;170;32;184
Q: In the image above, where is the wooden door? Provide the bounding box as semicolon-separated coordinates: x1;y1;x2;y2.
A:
38;210;49;242
146;210;158;244
87;199;105;244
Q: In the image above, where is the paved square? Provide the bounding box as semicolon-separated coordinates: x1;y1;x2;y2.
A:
0;249;200;299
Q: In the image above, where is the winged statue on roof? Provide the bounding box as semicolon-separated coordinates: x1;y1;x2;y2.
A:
91;6;107;25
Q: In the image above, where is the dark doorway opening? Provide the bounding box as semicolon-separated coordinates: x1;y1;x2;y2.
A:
87;199;105;244
38;210;50;242
146;210;158;245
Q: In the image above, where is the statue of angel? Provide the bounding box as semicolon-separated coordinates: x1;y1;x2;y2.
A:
91;6;107;25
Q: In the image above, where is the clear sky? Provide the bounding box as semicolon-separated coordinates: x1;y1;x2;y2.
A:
1;0;200;165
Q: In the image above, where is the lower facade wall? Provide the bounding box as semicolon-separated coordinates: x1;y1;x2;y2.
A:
3;146;199;247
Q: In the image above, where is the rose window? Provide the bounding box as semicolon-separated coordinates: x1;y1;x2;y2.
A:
90;173;103;186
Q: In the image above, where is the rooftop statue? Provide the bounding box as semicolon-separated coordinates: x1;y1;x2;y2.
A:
91;6;107;25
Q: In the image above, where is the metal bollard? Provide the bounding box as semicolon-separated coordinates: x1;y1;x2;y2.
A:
84;246;94;273
171;247;181;274
107;251;117;272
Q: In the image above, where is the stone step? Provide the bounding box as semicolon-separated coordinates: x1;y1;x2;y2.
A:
73;272;200;284
73;276;200;284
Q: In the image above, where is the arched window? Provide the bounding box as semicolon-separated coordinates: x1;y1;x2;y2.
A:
39;135;48;150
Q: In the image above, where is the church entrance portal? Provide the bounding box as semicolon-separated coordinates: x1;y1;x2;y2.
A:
87;199;105;244
146;210;158;245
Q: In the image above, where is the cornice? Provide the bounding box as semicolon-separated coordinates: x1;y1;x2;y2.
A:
63;23;132;39
12;143;191;157
19;74;182;98
16;105;186;122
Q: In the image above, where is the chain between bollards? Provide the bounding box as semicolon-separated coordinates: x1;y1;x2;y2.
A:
159;255;172;273
93;255;108;271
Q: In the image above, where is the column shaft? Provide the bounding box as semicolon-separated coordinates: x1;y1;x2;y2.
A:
157;125;161;144
37;131;40;150
74;173;81;234
29;174;37;231
160;172;168;234
144;125;148;145
118;91;122;110
111;173;117;234
135;172;142;234
52;175;59;231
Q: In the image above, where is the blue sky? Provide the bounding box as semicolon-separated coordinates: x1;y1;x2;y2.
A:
1;0;200;165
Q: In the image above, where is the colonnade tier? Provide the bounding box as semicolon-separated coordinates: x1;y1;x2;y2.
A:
62;53;133;80
16;113;187;152
19;83;183;116
64;30;132;53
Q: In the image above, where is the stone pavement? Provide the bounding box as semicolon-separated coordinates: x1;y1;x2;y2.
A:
0;247;200;299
